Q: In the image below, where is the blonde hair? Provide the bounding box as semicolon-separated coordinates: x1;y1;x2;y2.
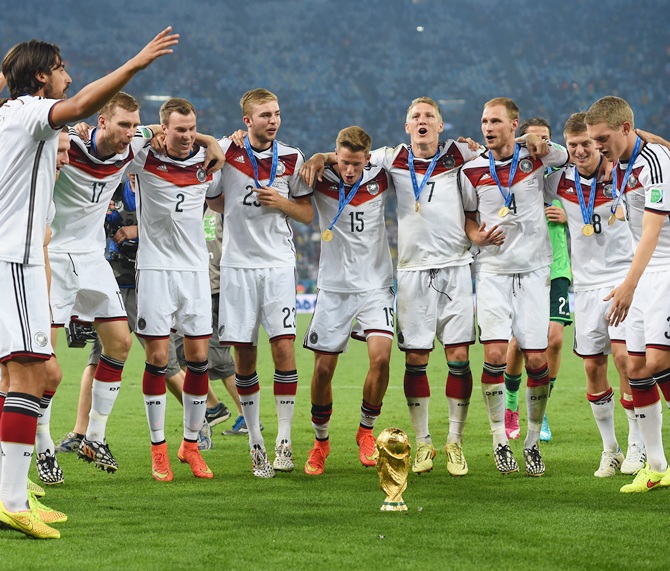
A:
159;97;196;126
406;96;442;122
484;97;519;121
240;88;278;117
563;112;588;137
99;92;139;119
336;126;372;155
585;96;634;130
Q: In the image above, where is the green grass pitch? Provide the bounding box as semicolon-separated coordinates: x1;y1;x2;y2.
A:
1;315;667;570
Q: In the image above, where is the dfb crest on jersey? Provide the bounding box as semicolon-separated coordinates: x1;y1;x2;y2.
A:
196;167;207;183
276;160;286;176
138;317;147;331
519;158;534;173
441;155;456;169
114;160;124;169
627;175;637;188
309;331;318;344
603;184;613;199
34;331;48;348
367;181;380;196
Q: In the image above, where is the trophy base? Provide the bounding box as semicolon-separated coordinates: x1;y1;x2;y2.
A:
380;501;407;512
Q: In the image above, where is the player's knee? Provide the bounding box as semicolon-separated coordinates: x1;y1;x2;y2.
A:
484;346;506;364
524;352;546;370
314;360;336;383
101;330;132;360
583;358;599;378
548;332;563;355
611;350;628;375
369;352;390;375
45;358;63;391
645;353;670;376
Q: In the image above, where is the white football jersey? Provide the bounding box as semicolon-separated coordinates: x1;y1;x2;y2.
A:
545;165;632;291
131;146;221;272
370;141;478;271
49;126;154;254
460;142;568;274
620;142;670;271
0;96;61;265
313;165;394;292
216;138;312;268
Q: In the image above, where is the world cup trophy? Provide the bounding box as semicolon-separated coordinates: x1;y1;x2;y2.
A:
375;427;411;512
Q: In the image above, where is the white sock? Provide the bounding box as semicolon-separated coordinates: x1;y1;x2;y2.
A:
143;393;167;444
481;383;506;448
590;393;619;452
35;399;55;455
524;384;550;449
183;391;207;441
275;394;295;447
407;396;431;444
87;380;121;442
635;401;668;472
0;442;32;512
447;396;469;444
240;390;263;449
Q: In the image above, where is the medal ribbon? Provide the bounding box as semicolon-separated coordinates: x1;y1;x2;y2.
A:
408;147;440;205
573;159;601;226
326;175;364;232
244;138;278;188
489;143;520;208
610;136;642;215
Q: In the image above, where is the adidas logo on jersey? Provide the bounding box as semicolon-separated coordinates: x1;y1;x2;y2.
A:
157;164;168;172
481;173;491;181
234;156;245;163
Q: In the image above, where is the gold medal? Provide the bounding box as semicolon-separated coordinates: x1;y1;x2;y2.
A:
415;201;420;212
582;224;595;237
608;214;617;226
499;207;509;218
321;229;333;242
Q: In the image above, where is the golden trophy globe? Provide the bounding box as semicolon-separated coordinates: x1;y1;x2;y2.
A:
376;427;411;512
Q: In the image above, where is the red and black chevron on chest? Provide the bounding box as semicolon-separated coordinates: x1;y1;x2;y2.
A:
392;144;465;175
556;172;612;208
315;170;388;206
68;144;134;179
226;145;298;180
143;153;210;187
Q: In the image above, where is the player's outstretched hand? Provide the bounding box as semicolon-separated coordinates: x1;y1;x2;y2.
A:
229;130;247;147
473;221;505;247
544;205;566;224
299;154;326;187
457;136;483;153
130;26;179;70
524;133;549;160
604;282;634;326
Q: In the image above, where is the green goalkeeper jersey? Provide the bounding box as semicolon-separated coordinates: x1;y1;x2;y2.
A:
548;199;572;282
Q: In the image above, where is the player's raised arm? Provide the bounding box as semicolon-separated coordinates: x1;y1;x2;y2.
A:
51;27;179;126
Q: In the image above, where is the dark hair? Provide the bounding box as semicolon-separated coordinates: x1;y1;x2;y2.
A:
519;117;552;138
2;40;63;98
